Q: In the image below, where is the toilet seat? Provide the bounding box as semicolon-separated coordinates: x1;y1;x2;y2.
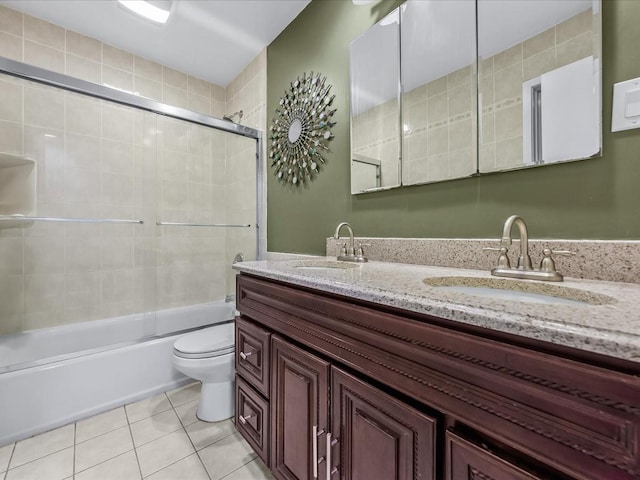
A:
173;322;235;359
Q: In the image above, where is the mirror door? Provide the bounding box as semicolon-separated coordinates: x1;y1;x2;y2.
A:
478;0;601;172
401;0;477;185
349;8;401;194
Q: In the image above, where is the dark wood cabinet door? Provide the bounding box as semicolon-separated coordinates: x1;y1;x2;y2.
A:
446;432;548;480
332;367;437;480
271;335;330;480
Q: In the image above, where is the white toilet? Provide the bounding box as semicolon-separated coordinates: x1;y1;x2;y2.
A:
172;322;235;422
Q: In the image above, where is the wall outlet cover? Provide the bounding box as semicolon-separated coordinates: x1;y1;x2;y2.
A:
612;77;640;132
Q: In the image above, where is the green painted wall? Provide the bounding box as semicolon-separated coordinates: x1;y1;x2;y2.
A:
267;0;640;255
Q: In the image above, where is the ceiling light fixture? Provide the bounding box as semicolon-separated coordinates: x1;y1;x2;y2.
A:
118;0;172;24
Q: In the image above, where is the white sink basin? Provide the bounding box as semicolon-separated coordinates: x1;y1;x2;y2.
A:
423;277;613;306
434;285;589;306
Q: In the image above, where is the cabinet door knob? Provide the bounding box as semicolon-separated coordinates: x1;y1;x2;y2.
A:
239;351;253;360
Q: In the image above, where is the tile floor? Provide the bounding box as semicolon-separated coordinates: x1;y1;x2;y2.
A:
0;383;274;480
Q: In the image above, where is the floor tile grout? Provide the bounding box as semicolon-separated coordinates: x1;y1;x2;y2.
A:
2;383;271;480
6;444;72;474
218;457;260;480
124;403;145;480
3;442;16;480
72;423;77;478
168;395;213;480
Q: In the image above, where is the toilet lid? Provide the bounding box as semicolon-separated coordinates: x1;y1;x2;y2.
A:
173;322;235;359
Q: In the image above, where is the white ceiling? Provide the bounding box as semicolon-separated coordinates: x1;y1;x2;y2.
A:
0;0;310;87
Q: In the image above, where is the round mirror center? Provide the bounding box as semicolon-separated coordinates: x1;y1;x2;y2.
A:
288;118;303;143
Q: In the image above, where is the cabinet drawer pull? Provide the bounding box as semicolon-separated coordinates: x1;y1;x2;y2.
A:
326;432;332;480
239;351;253;360
313;427;326;479
313;425;318;478
238;413;254;424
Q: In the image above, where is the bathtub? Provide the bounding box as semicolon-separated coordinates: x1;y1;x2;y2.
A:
0;301;236;446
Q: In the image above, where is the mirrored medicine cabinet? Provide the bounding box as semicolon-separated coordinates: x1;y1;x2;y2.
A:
349;0;602;194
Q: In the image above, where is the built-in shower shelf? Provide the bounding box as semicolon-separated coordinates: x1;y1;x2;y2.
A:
0;153;37;229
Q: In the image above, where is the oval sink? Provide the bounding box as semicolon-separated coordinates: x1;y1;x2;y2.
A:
423;277;614;306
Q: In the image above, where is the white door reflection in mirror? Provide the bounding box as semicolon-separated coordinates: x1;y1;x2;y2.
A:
401;0;477;185
349;8;401;194
478;0;601;172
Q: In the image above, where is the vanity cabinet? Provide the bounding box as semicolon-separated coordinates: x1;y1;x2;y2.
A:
270;336;436;480
235;273;640;480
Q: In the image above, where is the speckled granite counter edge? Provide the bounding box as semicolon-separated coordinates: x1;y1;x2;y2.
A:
234;260;640;363
326;238;640;284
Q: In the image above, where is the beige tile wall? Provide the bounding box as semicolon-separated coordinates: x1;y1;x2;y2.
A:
479;9;599;171
223;50;267;295
402;65;477;185
0;6;266;335
351;97;400;188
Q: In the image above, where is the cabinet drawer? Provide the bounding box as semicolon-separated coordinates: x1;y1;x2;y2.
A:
235;376;270;466
447;432;547;480
235;316;271;398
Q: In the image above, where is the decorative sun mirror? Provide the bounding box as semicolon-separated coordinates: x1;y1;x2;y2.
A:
269;72;336;186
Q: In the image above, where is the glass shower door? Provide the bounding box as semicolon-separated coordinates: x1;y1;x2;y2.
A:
0;73;157;371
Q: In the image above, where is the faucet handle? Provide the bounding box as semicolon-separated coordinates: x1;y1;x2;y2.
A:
336;241;347;256
540;248;575;272
355;242;371;259
356;242;371;262
483;246;511;269
547;249;576;257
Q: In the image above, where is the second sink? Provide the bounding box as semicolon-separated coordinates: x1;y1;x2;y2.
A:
423;277;614;306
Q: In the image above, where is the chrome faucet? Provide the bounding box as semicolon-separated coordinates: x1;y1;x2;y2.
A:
333;222;368;263
500;215;533;270
485;215;574;282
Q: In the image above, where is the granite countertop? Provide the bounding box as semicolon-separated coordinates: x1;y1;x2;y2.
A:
233;257;640;364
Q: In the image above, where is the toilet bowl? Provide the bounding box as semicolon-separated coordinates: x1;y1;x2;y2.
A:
172;322;235;422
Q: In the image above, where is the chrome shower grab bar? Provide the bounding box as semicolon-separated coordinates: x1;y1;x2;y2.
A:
0;215;144;224
156;222;251;228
